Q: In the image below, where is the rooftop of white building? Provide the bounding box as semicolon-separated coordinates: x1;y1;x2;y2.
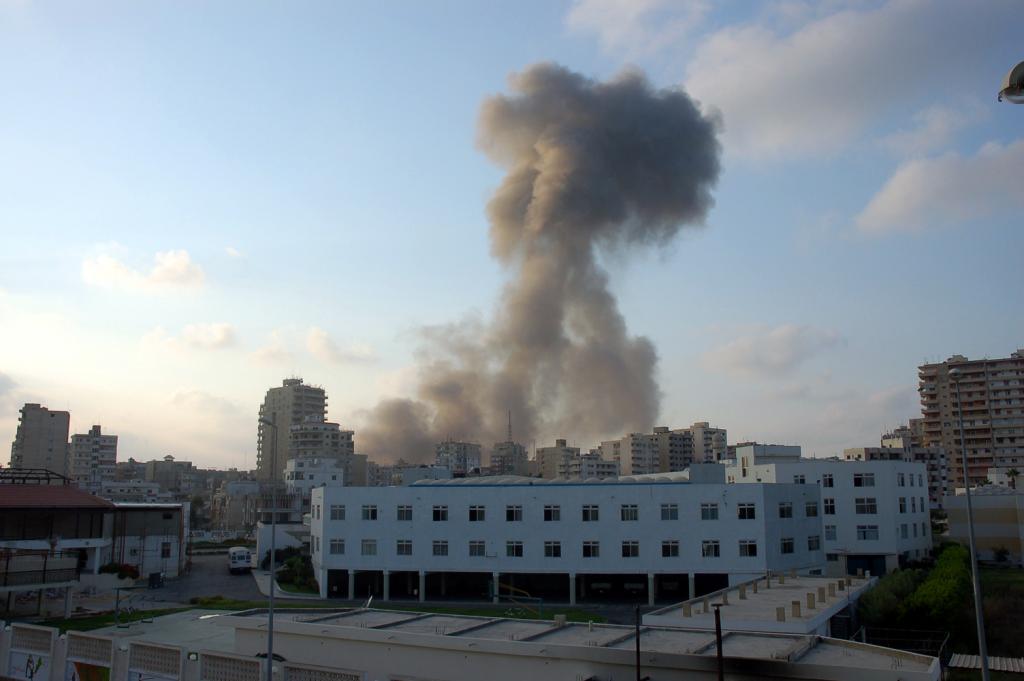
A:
224;607;937;677
410;472;694;487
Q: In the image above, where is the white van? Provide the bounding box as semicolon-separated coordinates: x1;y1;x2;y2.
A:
228;546;252;574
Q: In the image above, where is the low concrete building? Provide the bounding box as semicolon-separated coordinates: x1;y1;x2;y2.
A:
109;503;189;579
644;573;875;638
228;608;940;681
945;485;1024;565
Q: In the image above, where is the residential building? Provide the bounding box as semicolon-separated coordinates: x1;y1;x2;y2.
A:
434;440;482;477
689;422;728;463
288;415;366;486
560;449;620;479
109;503;189;579
284;457;345;515
987;467;1022;489
918;349;1024;487
257;378;327;481
535;439;579;479
68;425;118;494
944;485;1023;565
651;426;696;471
210;480;261;533
99;479;171;503
310;474;825;604
599;433;658;475
9;403;70;475
143;455;196;494
727;444;802;468
490;440;528;476
367;462;453;487
724;458;932;576
844;426;949;509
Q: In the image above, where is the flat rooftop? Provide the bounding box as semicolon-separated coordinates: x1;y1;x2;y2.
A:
646;574;874;630
411;472;691;486
227;607;935;675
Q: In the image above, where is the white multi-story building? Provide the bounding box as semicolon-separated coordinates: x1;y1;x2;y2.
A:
724;458;932;576
434;440;482;477
69;425;118;493
310;474;825;604
284;457;346;515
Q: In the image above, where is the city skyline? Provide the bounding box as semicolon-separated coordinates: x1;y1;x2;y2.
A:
1;1;1022;468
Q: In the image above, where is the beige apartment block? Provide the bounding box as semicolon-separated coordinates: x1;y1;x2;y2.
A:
9;402;70;475
944;486;1024;566
256;377;327;481
918;350;1024;487
69;424;118;493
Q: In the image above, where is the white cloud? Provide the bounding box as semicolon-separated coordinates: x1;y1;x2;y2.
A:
879;101;988;157
225;247;243;258
250;330;293;365
82;249;205;292
307;327;376;364
703;324;842;378
683;0;1016;158
566;0;709;55
143;323;237;352
856;139;1024;233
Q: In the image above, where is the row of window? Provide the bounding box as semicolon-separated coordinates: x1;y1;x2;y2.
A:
319;536;821;558
317;502;785;522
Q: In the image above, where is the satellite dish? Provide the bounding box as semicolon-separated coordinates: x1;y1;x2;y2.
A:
998;60;1024;103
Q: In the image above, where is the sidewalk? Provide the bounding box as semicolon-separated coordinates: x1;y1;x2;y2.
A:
251;570;322;601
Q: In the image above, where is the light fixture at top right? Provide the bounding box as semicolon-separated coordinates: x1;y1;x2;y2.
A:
998;60;1024;103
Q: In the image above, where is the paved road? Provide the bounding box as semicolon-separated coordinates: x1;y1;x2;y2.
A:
154;554;264;605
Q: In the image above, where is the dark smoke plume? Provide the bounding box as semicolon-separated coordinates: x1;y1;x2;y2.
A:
359;63;720;461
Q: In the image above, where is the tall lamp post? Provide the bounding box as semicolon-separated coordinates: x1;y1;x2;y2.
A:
949;367;989;681
258;416;279;681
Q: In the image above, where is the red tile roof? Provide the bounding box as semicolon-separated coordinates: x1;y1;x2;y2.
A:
0;485;116;509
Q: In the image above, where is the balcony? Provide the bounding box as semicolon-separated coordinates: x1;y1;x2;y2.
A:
0;551;80;590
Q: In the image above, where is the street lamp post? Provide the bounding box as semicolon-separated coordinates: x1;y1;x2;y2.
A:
949;367;989;681
258;416;279;681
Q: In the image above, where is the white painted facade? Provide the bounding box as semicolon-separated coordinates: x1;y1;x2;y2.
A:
310;476;826;601
724;458;932;575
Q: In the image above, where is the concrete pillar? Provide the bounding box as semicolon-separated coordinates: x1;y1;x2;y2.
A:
569;574;577;605
752;580;758;594
739;584;747;600
418;571;426;602
347;570;355;600
647;574;655;607
687;573;696;599
492;572;500;604
383;570;390;601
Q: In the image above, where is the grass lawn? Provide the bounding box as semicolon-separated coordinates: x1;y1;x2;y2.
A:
277;580;319;595
41;608;191;632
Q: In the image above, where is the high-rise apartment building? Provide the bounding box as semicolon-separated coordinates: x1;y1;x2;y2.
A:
535;439;579;479
288;415;366;486
434;440;482;477
9;403;70;475
918;350;1024;487
490;440;528;476
689;422;728;463
599;433;658;475
257;378;327;481
69;425;118;493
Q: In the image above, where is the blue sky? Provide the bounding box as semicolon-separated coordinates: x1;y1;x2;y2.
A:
1;0;1021;468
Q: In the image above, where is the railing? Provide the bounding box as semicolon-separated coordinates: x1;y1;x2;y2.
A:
0;552;81;588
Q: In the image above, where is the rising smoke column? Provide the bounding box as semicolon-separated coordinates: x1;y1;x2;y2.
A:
360;63;720;461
